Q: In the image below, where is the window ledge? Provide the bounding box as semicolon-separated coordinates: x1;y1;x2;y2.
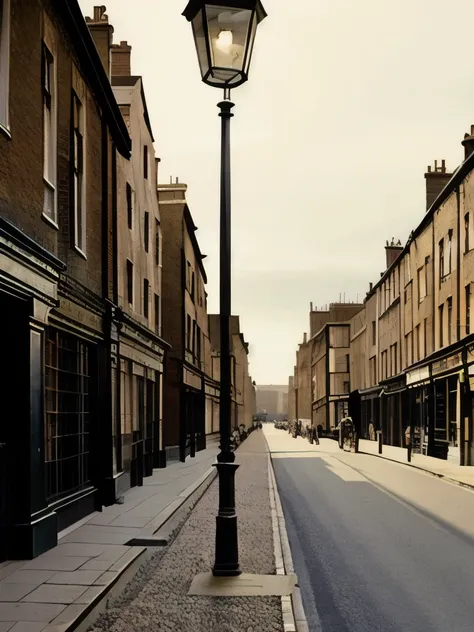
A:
42;212;59;230
73;245;87;260
0;122;11;140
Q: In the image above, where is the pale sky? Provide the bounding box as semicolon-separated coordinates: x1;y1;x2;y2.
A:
80;0;474;385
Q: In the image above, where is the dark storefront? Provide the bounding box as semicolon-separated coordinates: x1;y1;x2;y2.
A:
360;386;383;440
44;328;99;531
180;365;206;461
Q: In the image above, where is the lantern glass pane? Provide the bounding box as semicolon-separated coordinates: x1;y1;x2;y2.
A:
243;12;257;74
205;5;252;75
191;9;210;78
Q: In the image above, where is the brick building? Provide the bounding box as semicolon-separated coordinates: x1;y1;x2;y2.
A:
350;144;474;465
0;0;130;560
288;302;363;433
159;182;219;461
209;315;256;431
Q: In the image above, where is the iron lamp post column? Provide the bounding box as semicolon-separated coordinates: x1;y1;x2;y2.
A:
212;94;241;577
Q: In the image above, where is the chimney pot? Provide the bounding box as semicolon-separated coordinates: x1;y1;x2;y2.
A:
462;127;474;161
369;282;373;291
425;160;452;210
111;40;132;77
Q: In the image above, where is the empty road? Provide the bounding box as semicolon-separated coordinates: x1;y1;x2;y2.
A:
265;424;474;632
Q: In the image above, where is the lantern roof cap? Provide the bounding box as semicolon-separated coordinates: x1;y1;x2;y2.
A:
182;0;267;24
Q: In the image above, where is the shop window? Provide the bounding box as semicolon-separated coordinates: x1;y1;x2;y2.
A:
45;330;91;502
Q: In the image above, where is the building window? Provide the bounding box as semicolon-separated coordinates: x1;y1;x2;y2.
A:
45;330;91;502
415;324;420;362
42;44;57;223
196;324;202;362
126;259;133;305
447;229;453;274
72;93;85;253
144;211;149;252
447;296;452;345
418;266;426;302
154;294;160;334
424;318;428;356
465;213;470;253
126;183;133;229
371;321;376;346
187;314;192;350
466;284;471;335
343;381;350;394
405;253;411;284
0;0;11;130
425;256;430;293
143;278;149;318
439;238;445;280
439;303;444;347
155;221;160;265
191;271;195;302
143;145;148;179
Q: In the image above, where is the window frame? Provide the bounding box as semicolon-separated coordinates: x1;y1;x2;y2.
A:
126;259;133;306
72;91;86;255
42;43;58;226
465;213;470;254
0;0;11;134
144;211;149;252
143;278;149;318
143;145;148;179
126;183;133;229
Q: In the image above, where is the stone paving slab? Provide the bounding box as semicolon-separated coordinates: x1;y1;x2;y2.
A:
87;430;284;632
0;442;220;632
359;439;474;487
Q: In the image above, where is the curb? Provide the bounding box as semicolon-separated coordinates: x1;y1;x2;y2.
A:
359;449;474;493
268;454;309;632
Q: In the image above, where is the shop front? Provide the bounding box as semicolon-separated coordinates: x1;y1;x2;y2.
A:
359;386;383;440
181;364;206;461
380;375;406;448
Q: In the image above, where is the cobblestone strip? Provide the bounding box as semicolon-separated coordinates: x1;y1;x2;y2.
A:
88;430;283;632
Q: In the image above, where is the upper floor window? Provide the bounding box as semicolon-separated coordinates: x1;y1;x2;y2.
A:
439;238;444;279
155;220;160;265
439;303;444;347
446;229;453;275
0;0;11;131
143;145;148;179
143;278;149;318
418;266;426;302
126;259;133;306
465;213;470;253
405;253;412;284
72;93;86;253
371;321;376;346
466;284;471;336
42;44;57;224
447;296;452;345
144;211;149;252
126;183;133;229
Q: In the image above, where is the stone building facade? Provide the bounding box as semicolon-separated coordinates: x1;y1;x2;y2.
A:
288;302;363;433
209;315;255;431
159;182;219;462
350;146;474;465
0;0;130;561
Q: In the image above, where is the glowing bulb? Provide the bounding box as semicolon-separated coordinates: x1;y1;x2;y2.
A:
215;30;233;54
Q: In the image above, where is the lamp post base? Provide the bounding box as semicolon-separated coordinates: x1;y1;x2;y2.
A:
212;462;241;577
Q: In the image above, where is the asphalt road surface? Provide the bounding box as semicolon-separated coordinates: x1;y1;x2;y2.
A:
264;425;474;632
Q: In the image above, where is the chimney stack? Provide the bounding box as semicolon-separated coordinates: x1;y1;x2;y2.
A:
310;301;313;312
369;282;373;291
424;160;451;211
85;6;114;79
303;332;307;344
385;237;403;269
462;125;474;161
111;40;132;77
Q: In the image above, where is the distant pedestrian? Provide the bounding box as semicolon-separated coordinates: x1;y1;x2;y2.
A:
258;422;262;431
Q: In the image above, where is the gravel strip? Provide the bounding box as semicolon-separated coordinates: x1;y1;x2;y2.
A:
89;430;283;632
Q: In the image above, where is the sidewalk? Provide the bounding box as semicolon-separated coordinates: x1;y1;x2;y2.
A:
87;429;283;632
0;438;220;632
359;439;474;488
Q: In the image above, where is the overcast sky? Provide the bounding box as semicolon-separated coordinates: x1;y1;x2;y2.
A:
80;0;474;385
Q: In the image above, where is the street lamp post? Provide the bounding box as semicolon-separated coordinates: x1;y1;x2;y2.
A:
182;0;267;577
